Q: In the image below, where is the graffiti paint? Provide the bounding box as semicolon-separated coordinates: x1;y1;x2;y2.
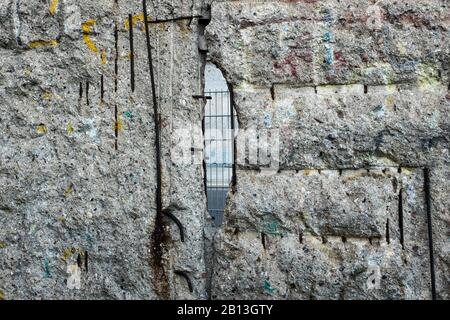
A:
36;124;48;134
124;13;145;32
64;184;74;197
273;53;298;77
49;0;58;15
42;91;53;100
372;105;386;119
114;116;122;131
101;49;107;64
322;31;332;42
385;96;395;108
322;32;334;65
62;247;76;261
67;122;74;135
263;114;271;128
124;111;133;119
325;45;334;65
43;258;51;278
263;280;275;295
82;20;99;53
29;39;59;49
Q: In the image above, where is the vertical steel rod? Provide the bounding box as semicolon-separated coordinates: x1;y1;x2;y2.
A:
129;14;135;92
143;0;162;217
424;167;437;300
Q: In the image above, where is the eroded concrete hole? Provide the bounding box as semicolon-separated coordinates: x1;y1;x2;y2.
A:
204;62;237;226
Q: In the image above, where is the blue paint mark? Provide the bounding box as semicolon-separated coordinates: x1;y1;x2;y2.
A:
43;258;51;278
323;32;332;42
372;105;386;118
263;114;271;128
85;232;94;249
264;280;275;295
325;46;334;65
322;9;333;25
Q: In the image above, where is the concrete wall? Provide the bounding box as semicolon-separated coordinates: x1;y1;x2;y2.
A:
0;0;209;299
0;0;448;300
206;0;449;299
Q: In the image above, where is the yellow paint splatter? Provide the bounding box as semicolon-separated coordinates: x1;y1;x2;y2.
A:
396;42;407;55
64;184;74;197
42;91;53;101
29;39;59;49
101;49;107;64
61;247;76;261
124;13;145;31
24;67;32;77
401;167;415;175
385;96;395;108
49;0;58;15
57;216;66;224
0;241;6;249
114;117;122;131
67;122;74;135
61;247;84;262
0;290;4;300
36;124;48;134
82;20;99;53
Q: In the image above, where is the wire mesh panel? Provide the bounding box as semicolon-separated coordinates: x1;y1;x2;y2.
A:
204;91;236;226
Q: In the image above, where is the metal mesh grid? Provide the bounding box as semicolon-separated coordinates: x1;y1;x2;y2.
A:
204;91;236;226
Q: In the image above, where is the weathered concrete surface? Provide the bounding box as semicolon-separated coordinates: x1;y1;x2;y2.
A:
210;168;433;299
233;84;449;169
0;0;448;300
207;0;449;300
432;166;450;299
0;0;209;299
207;0;450;87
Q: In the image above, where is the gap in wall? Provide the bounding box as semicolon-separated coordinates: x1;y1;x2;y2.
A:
204;61;237;226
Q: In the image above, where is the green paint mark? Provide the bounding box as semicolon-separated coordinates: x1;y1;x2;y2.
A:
85;233;94;249
124;111;133;119
266;221;279;234
264;221;285;236
261;214;286;237
263;280;275;295
43;258;51;278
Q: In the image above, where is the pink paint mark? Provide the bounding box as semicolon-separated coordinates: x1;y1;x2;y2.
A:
274;53;298;78
334;51;347;66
